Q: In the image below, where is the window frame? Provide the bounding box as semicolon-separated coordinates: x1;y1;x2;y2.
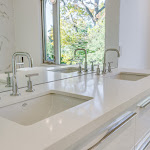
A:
41;0;61;64
41;0;106;65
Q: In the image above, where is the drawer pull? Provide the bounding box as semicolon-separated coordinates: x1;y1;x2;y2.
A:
137;98;150;108
88;112;137;150
139;137;150;150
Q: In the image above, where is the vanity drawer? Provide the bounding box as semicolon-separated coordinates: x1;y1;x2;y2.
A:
135;131;150;150
135;97;150;146
72;111;137;150
88;112;136;150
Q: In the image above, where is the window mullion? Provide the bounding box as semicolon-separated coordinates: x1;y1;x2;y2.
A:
41;0;47;63
53;0;60;64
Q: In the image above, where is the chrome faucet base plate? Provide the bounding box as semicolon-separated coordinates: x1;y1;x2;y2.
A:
84;70;88;72
26;89;35;92
102;71;107;74
10;93;21;96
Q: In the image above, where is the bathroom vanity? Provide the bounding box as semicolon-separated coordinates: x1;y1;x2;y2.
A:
1;0;149;149
0;68;149;150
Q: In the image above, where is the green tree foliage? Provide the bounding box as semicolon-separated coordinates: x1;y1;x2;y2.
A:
47;0;105;65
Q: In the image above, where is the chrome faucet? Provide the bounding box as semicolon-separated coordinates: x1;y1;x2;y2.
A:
11;52;33;96
102;49;120;74
74;49;88;72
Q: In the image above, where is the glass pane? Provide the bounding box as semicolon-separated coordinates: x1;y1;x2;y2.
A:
44;0;54;63
60;0;105;65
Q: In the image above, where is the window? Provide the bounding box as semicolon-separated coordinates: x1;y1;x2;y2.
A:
42;0;55;63
42;0;105;65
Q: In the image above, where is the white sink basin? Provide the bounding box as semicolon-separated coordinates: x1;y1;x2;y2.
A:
49;67;81;73
108;72;150;81
0;91;92;126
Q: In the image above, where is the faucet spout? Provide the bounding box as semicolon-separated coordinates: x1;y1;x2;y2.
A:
74;49;88;72
102;49;120;74
11;52;33;96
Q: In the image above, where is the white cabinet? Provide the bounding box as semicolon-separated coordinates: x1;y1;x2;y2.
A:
135;97;150;150
88;112;136;150
69;96;150;150
135;131;150;150
75;111;137;150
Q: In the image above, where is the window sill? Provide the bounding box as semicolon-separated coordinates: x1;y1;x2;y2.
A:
41;63;68;67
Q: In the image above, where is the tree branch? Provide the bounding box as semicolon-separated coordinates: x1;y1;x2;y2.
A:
96;5;105;15
61;0;78;32
80;1;96;25
94;0;99;14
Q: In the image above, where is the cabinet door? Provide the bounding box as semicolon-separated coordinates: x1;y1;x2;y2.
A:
135;97;150;149
81;111;136;150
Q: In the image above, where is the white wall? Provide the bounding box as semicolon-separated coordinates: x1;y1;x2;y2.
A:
0;0;43;71
106;0;120;50
119;0;150;69
13;0;42;67
0;0;15;72
105;0;120;68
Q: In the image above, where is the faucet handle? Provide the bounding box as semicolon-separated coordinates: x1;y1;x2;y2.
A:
5;71;12;74
94;63;100;75
25;73;39;92
5;71;12;87
25;73;39;78
16;62;24;68
108;62;113;72
77;62;82;73
90;60;96;71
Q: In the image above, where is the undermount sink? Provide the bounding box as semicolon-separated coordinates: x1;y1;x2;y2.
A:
0;91;92;126
108;72;150;81
49;67;81;73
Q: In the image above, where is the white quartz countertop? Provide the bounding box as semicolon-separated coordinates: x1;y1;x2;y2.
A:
1;68;150;150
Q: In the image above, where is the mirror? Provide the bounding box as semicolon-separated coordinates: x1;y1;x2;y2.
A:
0;0;120;93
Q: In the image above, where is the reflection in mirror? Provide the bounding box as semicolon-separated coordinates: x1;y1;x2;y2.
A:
0;0;120;93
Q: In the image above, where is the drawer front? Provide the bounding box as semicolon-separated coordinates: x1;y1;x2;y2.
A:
93;114;136;150
81;112;137;150
135;131;150;150
135;97;150;145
